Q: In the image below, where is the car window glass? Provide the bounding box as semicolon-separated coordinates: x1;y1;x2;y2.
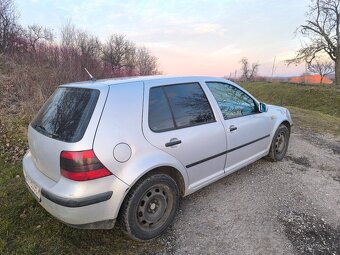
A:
207;82;257;119
164;83;215;128
31;88;99;142
149;87;175;132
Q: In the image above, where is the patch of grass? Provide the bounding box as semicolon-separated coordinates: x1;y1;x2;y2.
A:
0;159;164;255
239;82;340;136
240;82;340;118
0;116;28;164
288;106;340;137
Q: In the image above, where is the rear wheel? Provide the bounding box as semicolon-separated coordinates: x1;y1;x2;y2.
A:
119;174;179;240
268;124;290;161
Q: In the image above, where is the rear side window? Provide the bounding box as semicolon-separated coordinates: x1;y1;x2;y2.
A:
149;83;215;132
31;87;100;142
148;87;175;132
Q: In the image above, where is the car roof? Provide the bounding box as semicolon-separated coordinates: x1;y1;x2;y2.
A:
60;75;229;89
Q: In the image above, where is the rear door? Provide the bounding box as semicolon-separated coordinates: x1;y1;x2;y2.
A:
206;82;274;171
143;80;227;190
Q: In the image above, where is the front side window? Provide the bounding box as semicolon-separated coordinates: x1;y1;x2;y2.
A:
148;83;215;132
207;82;257;119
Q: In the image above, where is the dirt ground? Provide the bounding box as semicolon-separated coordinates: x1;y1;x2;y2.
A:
153;128;340;255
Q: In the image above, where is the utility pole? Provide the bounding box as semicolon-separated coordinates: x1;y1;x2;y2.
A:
304;62;307;84
271;56;276;82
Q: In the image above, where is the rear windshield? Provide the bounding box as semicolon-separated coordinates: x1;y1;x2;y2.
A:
31;87;100;143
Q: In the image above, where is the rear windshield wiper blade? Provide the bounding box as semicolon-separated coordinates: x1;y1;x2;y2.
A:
33;124;60;139
34;124;46;131
49;133;60;138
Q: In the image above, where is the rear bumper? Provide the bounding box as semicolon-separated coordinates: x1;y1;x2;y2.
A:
41;189;113;208
63;219;116;229
23;150;129;229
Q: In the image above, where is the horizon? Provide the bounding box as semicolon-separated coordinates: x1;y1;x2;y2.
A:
16;0;311;77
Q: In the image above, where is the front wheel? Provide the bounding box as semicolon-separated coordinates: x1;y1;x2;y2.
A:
268;124;290;161
119;174;179;240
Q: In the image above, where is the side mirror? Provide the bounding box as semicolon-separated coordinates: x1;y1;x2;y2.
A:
259;102;268;113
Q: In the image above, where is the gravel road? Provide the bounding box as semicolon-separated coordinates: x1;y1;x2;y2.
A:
153;128;340;255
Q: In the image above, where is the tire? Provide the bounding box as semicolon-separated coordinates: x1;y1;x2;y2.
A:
268;124;290;161
119;174;179;241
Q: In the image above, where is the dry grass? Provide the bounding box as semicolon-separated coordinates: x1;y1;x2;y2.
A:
288;106;340;137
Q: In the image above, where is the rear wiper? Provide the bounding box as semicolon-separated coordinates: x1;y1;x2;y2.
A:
33;124;60;138
34;124;46;131
50;133;60;138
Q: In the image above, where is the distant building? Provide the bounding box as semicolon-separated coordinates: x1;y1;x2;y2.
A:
289;74;333;84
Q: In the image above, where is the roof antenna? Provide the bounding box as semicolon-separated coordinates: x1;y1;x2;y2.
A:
84;68;96;81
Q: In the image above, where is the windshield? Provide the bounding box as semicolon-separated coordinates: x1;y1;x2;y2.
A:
31;87;100;143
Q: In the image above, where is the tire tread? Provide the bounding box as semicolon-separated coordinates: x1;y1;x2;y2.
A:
268;124;290;162
118;174;179;241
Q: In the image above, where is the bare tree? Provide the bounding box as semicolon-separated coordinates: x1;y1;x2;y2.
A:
26;24;53;52
76;31;100;59
240;57;259;82
307;59;335;83
60;20;76;48
102;34;137;75
136;47;159;75
73;30;102;79
124;40;137;75
0;0;22;53
102;34;125;73
287;0;340;86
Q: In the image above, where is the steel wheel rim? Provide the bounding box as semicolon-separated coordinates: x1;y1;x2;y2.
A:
275;132;286;153
137;184;173;230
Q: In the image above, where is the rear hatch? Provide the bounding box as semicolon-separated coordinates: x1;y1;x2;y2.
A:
28;86;108;181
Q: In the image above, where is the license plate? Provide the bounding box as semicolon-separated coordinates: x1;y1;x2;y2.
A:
25;175;41;200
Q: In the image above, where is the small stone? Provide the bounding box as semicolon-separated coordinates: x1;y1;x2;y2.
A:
20;210;26;219
15;175;20;178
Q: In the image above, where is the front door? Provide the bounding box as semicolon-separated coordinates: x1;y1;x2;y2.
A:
206;82;273;171
142;80;227;190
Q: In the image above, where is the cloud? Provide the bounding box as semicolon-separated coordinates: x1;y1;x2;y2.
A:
192;23;226;35
210;44;243;57
141;42;173;49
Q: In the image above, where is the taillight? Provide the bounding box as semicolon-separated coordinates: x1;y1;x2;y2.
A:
60;150;112;181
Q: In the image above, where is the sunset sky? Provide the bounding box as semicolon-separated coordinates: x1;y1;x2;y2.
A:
16;0;310;77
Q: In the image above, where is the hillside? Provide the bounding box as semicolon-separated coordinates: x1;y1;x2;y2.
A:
241;82;340;118
241;82;340;136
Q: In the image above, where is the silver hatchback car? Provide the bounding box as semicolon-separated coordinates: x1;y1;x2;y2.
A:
23;76;292;240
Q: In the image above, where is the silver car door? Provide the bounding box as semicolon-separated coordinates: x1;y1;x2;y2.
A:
206;81;274;172
142;80;227;191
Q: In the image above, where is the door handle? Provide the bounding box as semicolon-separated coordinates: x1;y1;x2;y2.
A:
229;125;237;132
165;139;182;147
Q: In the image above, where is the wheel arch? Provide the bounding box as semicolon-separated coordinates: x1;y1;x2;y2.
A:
114;158;188;217
141;166;186;197
280;120;291;133
115;165;186;220
268;119;291;161
124;165;186;197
